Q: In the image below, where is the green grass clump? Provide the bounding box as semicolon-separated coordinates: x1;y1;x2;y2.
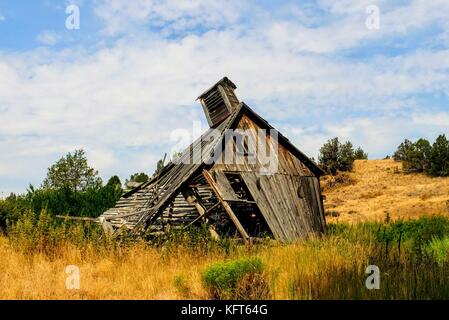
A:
424;237;449;266
173;274;192;298
202;257;270;300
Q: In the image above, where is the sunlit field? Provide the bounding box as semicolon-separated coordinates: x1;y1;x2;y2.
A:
1;214;449;300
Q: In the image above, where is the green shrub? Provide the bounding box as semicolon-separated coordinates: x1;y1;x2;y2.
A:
10;183;122;218
425;237;449;265
202;257;270;300
0;199;23;232
376;216;449;243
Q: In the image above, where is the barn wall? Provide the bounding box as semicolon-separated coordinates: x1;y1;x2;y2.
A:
214;115;314;176
213;115;326;242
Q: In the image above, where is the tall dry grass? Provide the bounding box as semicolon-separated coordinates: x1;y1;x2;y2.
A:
0;234;364;299
2;214;449;300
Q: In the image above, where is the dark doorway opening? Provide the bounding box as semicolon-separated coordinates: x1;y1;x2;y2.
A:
224;173;272;238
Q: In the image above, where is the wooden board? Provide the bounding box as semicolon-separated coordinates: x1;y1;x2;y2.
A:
240;172;325;242
203;170;250;243
213;171;239;201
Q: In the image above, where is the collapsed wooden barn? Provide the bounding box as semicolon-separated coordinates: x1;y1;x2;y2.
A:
100;77;326;243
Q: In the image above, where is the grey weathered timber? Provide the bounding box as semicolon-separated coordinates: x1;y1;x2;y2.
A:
203;169;250;243
99;77;326;243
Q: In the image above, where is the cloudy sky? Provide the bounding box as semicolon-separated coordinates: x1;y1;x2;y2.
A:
0;0;448;195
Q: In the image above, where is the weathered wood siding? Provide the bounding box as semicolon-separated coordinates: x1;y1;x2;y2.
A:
213;115;326;242
214;115;314;176
240;173;325;242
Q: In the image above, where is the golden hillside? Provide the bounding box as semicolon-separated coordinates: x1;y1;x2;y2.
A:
322;159;449;223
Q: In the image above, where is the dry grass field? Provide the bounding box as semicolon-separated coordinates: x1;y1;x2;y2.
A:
323;159;449;223
1;159;449;300
0;236;372;300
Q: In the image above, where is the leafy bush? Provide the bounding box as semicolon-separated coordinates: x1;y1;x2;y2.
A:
318;137;368;175
10;183;122;218
425;237;449;266
374;216;449;257
0;199;23;232
202;257;270;299
394;135;449;177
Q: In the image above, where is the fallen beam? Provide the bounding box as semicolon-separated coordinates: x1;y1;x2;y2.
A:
56;215;98;221
203;169;250;244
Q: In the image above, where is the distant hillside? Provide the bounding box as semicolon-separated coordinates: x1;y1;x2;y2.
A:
322;159;449;222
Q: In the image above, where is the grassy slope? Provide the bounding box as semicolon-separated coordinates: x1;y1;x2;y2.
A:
323;159;449;223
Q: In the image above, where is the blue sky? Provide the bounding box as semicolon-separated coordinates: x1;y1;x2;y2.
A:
1;0;449;196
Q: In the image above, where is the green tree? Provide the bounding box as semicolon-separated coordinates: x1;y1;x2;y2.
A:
126;172;149;185
410;138;432;172
318;138;340;175
339;141;355;171
0;199;21;231
42;149;102;191
393;139;414;161
318;138;366;175
428;135;449;177
106;175;122;189
354;147;368;160
393;135;449;176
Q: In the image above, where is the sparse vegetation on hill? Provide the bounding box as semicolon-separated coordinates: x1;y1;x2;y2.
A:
323;159;449;222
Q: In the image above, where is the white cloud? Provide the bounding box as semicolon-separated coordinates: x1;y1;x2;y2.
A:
94;0;247;36
411;112;449;127
0;15;5;22
36;30;61;46
262;0;449;54
88;149;118;172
